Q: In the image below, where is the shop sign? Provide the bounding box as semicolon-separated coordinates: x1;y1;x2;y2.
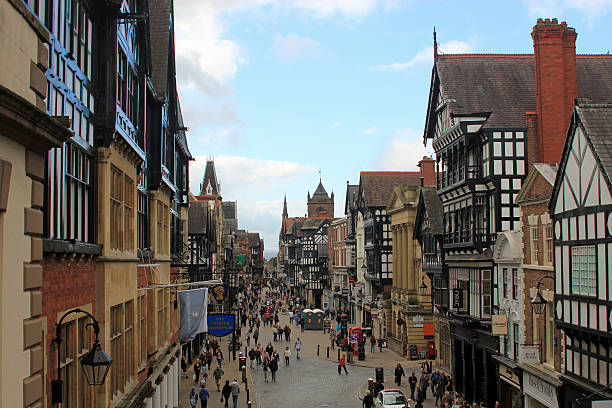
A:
413;315;424;328
371;313;378;319
342;287;349;295
523;372;558;408
452;289;463;308
520;345;540;364
207;313;235;337
349;276;355;284
491;314;508;335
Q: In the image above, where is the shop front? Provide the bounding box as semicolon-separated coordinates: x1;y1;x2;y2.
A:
522;365;561;408
494;355;523;408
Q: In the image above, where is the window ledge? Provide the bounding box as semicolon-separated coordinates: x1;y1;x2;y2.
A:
43;239;102;255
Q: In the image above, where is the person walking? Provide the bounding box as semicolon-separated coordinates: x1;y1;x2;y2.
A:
262;357;269;382
221;380;232;408
362;390;374;408
284;346;291;366
253;328;259;345
181;356;188;378
338;355;348;375
294;337;302;360
198;384;210;408
415;385;424;408
216;349;224;368
394;363;405;386
268;355;279;382
194;360;201;384
370;335;376;353
408;372;417;400
248;348;256;368
189;388;198;408
230;379;240;408
213;365;224;392
289;310;294;323
330;329;336;350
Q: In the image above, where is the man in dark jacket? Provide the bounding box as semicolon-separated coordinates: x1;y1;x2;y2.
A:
408;372;417;400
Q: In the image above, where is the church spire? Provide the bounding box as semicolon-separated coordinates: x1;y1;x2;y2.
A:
282;194;288;218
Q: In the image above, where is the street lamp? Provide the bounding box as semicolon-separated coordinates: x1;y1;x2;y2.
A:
419;277;428;296
52;308;111;404
530;275;554;315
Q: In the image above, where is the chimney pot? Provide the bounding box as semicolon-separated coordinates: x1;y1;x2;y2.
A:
552;18;558;24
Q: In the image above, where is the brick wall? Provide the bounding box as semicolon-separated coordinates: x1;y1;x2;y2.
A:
42;254;96;407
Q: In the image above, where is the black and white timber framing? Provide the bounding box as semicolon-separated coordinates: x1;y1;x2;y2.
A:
550;101;612;405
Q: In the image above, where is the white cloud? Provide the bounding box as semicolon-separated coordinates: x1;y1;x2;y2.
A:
523;0;612;20
330;121;343;129
359;126;377;135
374;129;433;170
369;40;474;72
271;33;325;61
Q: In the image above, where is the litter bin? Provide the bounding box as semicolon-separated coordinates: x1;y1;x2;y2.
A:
375;367;384;383
358;343;365;361
238;354;247;370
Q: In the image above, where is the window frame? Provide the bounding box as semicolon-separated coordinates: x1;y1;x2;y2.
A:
571;245;597;296
530;226;539;265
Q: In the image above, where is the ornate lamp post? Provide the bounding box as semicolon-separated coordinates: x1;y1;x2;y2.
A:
530;275;554;315
51;308;111;404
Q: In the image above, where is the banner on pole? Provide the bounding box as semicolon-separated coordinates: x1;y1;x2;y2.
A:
179;287;209;342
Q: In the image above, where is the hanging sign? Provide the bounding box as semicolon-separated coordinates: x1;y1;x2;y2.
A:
207;313;235;337
452;288;463;309
413;315;424;328
209;284;227;304
179;288;209;341
491;314;508;335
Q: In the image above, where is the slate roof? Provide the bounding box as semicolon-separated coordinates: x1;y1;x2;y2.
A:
188;201;208;234
236;230;248;242
148;0;171;99
345;184;359;214
175;99;192;159
532;163;558;186
359;172;421;208
576;102;612;181
224;219;238;235
248;233;260;247
420;187;444;235
200;160;220;196
311;181;331;201
432;54;612;131
223;201;237;219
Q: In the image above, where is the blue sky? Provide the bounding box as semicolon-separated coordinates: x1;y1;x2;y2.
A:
173;0;612;257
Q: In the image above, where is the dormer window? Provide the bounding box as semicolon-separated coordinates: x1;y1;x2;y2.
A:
206;180;213;195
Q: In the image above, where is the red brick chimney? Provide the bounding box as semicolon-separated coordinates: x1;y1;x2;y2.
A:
418;156;436;187
531;18;578;164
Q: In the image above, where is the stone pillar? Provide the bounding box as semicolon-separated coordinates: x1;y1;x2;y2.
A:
406;224;415;292
167;363;174;407
152;384;160;408
397;225;403;292
392;226;398;288
173;361;179;407
160;376;167;408
145;397;153;408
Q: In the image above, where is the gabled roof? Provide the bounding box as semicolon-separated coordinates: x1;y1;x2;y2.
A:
344;184;359;215
359;172;421;208
550;101;612;212
419;187;444;235
576;103;612;179
236;230;248;242
222;201;237;219
199;160;220;197
516;164;557;205
425;54;612;139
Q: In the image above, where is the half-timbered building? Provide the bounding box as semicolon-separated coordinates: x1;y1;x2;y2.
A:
423;18;612;404
551;101;612;405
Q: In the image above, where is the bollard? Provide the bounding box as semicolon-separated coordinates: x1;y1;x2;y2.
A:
338;349;341;361
247;402;252;408
246;388;250;403
242;366;247;384
327;346;329;358
317;345;320;356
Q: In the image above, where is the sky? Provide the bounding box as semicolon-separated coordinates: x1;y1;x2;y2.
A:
173;0;612;258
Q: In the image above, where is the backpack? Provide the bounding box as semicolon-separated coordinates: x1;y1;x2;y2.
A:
190;393;198;406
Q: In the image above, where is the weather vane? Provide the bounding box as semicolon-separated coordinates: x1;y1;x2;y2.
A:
318;169;322;181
